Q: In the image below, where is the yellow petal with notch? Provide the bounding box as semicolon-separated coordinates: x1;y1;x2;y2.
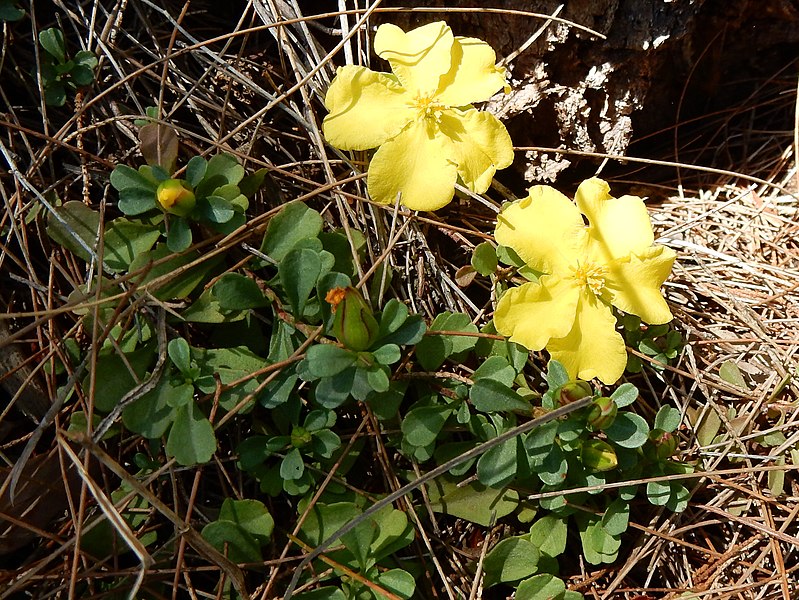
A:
547;292;628;385
323;65;416;150
494;275;580;350
495;186;588;275
436;36;508;106
374;22;454;96
366;119;458;211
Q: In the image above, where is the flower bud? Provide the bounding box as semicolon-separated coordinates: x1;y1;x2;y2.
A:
587;396;618;430
156;179;196;216
581;439;618;472
649;429;678;459
325;286;379;352
291;426;312;449
558;380;593;405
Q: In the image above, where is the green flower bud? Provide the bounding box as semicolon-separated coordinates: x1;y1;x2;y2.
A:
325;286;379;352
649;429;678;459
290;426;312;449
156;179;196;216
587;396;618;430
558;380;593;405
581;439;618;472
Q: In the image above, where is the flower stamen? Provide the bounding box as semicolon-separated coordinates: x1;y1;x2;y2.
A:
571;262;607;296
413;93;443;121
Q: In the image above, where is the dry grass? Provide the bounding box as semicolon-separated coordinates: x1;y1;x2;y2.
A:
1;2;798;599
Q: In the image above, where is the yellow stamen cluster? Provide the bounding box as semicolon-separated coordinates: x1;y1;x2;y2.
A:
413;94;443;121
571;262;607;296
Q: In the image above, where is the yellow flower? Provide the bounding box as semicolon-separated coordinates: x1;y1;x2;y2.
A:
322;21;513;211
493;178;676;384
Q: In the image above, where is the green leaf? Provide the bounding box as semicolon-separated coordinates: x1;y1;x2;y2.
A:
471;241;498;276
0;1;25;21
378;314;426;346
313;368;355;408
516;574;567;600
39;28;66;63
719;360;748;390
166;402;217;465
369;506;413;560
528;515;567;558
578;517;621;565
110;165;159;215
43;81;67;107
166;216;192;252
103;218;161;272
667;483;690;512
218;498;274;541
212;273;268;310
201;520;262;563
279;248;322;316
426;477;519;526
168;337;192;377
483;536;540;587
72;51;98;83
280;447;305;480
372;344;401;366
203;153;245;188
538;445;568;486
128;243;219;300
303;344;357;379
470;378;530;413
472;356;516;386
297;501;361;547
601;498;630;536
138;123;179;174
186;156;207;187
180;289;245;323
46;201;99;264
477;437;518;487
365;380;406;421
525;421;559;467
366;365;390;392
610;383;638;407
318;230;362;277
401;405;452;448
415;311;478;370
605;412;650;448
88;345;154;413
201;195;235;223
311;429;340;458
260;202;323;263
377;299;409;338
546;360;570;390
340;519;376;571
376;569;415;599
121;379;178;438
654;405;681;433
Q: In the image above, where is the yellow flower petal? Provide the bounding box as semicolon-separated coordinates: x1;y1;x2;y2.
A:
374;22;454;96
547;293;628;384
366;119;458;211
495;186;588;275
439;108;513;194
604;245;676;324
436;36;508;106
576;178;656;263
323;65;416;150
494;274;580;350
